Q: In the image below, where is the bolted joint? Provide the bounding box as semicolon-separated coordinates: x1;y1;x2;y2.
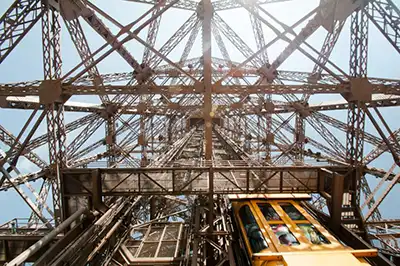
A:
105;134;116;145
168;69;180;77
138;133;147;146
137;102;148;113
263;101;275;113
133;63;154;84
293;102;310;117
99;104;118;120
295;132;306;143
257;64;278;83
307;72;321;84
229;64;244;78
341;78;372;102
168;102;180;110
0;97;8;108
319;0;364;33
230;102;243;110
196;1;214;20
266;133;275;144
59;0;88;21
262;133;275;145
39;80;64;104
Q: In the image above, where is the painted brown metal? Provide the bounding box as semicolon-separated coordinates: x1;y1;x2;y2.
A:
1;0;400;263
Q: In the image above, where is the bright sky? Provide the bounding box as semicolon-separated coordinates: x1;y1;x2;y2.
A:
0;0;400;223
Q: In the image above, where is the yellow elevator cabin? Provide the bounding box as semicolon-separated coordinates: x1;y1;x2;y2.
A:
229;194;378;266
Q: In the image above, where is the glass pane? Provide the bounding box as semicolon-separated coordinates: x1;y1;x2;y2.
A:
270;224;300;246
147;227;164;241
125;240;142;247
257;203;281;221
158;242;177;257
127;246;138;255
163;225;179;240
298;224;330;244
131;229;147;240
138;242;158;257
239;205;268;253
279;203;306;220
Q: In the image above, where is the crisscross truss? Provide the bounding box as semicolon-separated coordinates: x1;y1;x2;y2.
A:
1;0;400;263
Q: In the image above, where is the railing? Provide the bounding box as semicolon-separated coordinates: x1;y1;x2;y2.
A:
164;160;258;167
80;157;337;169
0;218;54;235
62;165;347;196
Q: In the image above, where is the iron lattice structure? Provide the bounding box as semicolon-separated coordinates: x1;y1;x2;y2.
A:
0;0;400;265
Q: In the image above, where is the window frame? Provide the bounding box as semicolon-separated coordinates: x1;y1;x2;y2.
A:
234;202;272;255
297;223;331;245
274;201;339;248
251;200;343;252
123;222;183;261
252;200;306;252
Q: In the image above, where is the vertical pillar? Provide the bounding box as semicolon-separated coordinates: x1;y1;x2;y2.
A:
347;0;368;205
207;168;215;265
294;112;305;164
91;169;106;212
257;116;261;160
42;1;64;224
202;0;213;160
150;197;157;220
140;113;147;167
106;115;116;167
244;116;249;153
168;115;174;146
191;203;201;266
151;116;154;159
237;116;241;142
330;173;344;231
244;116;247;142
265;96;272;163
208;169;214;232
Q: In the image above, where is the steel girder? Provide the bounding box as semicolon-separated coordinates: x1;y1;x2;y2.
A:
1;0;400;262
124;0;289;11
0;124;47;169
0;0;44;63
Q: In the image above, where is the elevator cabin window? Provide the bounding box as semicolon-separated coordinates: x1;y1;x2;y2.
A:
298;224;330;245
239;205;268;253
257;203;300;246
279;202;306;220
271;224;300;246
258;203;281;221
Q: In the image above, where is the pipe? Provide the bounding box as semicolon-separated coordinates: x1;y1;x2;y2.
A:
6;207;87;266
51;198;129;265
0;167;53;229
131;208;188;230
86;219;123;262
86;197;142;261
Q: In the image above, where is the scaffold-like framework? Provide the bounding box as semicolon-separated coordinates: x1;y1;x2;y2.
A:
0;0;400;265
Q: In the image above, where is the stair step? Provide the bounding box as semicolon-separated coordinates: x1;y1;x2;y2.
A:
342;218;361;225
352;229;365;235
341;206;355;212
